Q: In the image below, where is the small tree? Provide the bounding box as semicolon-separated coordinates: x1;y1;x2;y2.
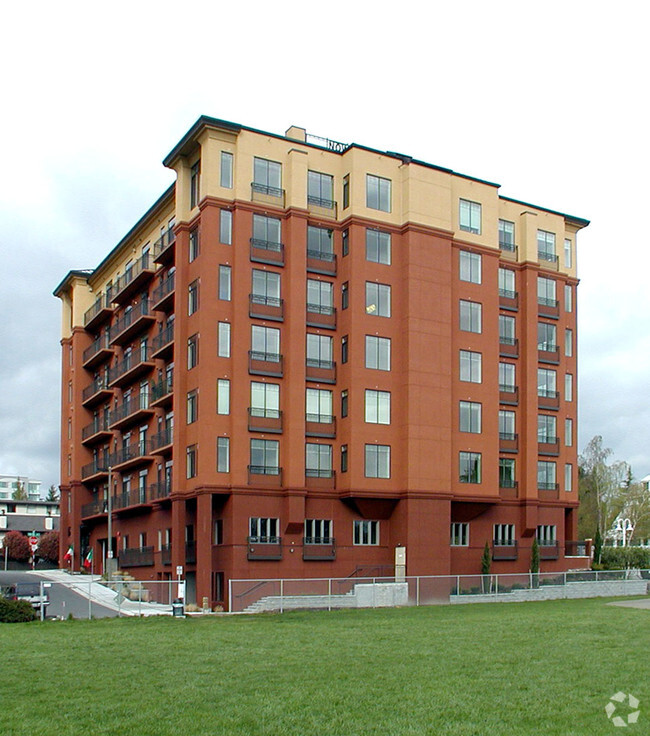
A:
12;482;28;501
530;538;540;574
593;527;603;566
46;485;59;502
37;531;59;563
481;541;491;593
3;531;30;561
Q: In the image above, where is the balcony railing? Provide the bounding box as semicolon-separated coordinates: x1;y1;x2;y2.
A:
82;333;113;369
538;251;559;270
149;428;173;454
151;324;174;359
499;432;518;453
84;291;114;330
160;544;172;565
109;300;155;346
112;487;150;510
153;228;176;264
306;468;335;478
492;541;518;560
306;249;337;276
248;407;283;433
306;358;336;383
119;546;155;567
538;344;560;364
152;272;175;312
249;294;284;322
538;297;560;319
113;253;155;305
251;182;285;206
538;540;560;559
108;346;154;387
151;374;174;406
538;437;560;456
499;240;516;253
248;465;283;486
306;303;336;329
499;385;518;406
303;537;336;561
565;540;591;557
499;480;518;499
249;238;284;266
109;393;152;430
149;480;172;501
499;336;519;358
82;375;112;406
249;351;283;377
81;415;112;444
305;414;336;438
108;441;151;471
247;536;282;560
538;390;560;410
81;498;108;518
81;459;109;481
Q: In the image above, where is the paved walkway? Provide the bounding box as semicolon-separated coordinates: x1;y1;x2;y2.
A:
607;597;650;610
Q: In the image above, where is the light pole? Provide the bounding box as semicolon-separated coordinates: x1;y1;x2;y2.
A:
106;465;113;579
615;518;633;547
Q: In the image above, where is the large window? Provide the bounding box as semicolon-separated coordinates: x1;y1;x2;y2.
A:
308;171;334;208
498;219;515;251
494;524;515;546
459;251;481;283
365;390;391;424
366;174;391;212
460;350;482;383
307;279;333;312
305;443;333;477
459;199;481;234
459;300;482;333
249;517;279;543
450;522;469;547
536;525;557;546
219;265;231;301
220;151;233;189
537;414;557;443
565;463;573;492
564;284;573;312
538;322;557;351
187;334;198;370
565;373;573;402
252;270;281;306
188;280;199;316
459;401;481;433
459;452;481;483
499;362;516;391
220;210;232;245
564;238;572;268
306;388;333;422
537;368;557;397
537;230;556;262
250;439;279;475
253;157;282;196
366;335;391;371
499;410;515;439
305;519;332;544
354;520;379;545
217;378;230;415
306;334;333;367
538;461;556;490
252;214;282;246
186;445;197;479
218;322;231;358
499;459;516;488
217;437;230;473
307;226;334;259
366;229;391;265
365;444;390;478
565;418;573;447
498;268;515;297
251;325;280;360
189;228;199;262
537;276;556;306
365;282;391;317
499;315;516;345
186;390;198;424
251;382;280;418
565;328;573;357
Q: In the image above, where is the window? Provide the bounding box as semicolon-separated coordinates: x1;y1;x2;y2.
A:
450;522;469;547
565;373;573;401
564;238;572;268
187;334;198;370
252;270;281;306
499;458;516;488
537;368;556;397
306;388;332;422
354;520;379;545
365;444;390;478
459;300;481;333
499;315;516;345
220;210;232;245
190;161;200;208
218;322;231;358
342;229;349;257
366;229;391;265
219;265;231;300
365;390;391;424
250;439;279;475
494;524;515;546
459;251;481;283
341;282;349;310
537;230;556;262
307;279;333;312
251;325;280;360
499;410;516;439
305;443;333;477
189;228;199;262
366;335;391;371
366;282;391;317
537;277;556;306
565;328;573;357
459;401;481;433
538;461;556;490
217;437;230;473
538;414;557;443
564;284;573;312
538;322;557;351
341;444;348;473
252;214;281;245
460;350;482;383
251;382;280;418
459;199;481;234
186;390;198;424
307;226;334;260
565;418;573;447
186;445;197;479
498;219;515;251
249;517;279;543
217;379;230;415
308;171;334;208
214;520;224;546
253;157;282;195
341;390;348;418
536;525;557;546
188;280;199;316
305;519;332;543
366;174;391;212
341;335;348;364
220;151;233;189
342;174;350;209
306;334;333;367
459;452;481;483
498;268;515;298
565;463;573;492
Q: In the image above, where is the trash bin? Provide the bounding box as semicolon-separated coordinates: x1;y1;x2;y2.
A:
172;598;185;618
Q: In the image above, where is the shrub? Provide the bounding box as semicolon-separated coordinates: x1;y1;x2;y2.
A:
37;531;59;563
599;546;650;570
3;530;30;561
0;597;36;623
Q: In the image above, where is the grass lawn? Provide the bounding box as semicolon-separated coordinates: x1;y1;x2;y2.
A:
1;598;648;736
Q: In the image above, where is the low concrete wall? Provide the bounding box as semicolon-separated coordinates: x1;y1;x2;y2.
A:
450;579;648;604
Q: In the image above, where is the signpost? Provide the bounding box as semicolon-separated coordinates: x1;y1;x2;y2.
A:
29;535;38;570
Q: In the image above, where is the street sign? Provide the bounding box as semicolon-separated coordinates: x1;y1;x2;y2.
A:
176;565;183;577
29;536;38;552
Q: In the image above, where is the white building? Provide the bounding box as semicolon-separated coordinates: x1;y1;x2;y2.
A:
0;474;42;501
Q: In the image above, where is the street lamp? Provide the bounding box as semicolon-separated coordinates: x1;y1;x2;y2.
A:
615;518;633;547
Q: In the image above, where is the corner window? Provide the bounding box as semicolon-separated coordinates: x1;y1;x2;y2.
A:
459;199;481;234
366;174;391;212
218;322;231;358
189;228;200;262
564;238;572;268
186;445;197;479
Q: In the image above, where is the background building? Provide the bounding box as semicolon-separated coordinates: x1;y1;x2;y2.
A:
0;474;42;500
55;116;588;606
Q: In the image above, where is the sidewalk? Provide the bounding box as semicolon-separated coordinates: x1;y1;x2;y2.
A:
30;569;173;617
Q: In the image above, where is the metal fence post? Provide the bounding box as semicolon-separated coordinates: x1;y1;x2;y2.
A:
328;578;332;612
416;576;420;607
494;574;498;599
280;578;284;614
138;585;142;617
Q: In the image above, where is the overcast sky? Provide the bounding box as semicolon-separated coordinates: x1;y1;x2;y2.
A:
1;1;648;491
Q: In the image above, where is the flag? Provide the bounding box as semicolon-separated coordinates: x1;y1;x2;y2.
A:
63;545;73;562
83;548;93;569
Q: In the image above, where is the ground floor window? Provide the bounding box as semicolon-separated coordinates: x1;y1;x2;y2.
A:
353;520;379;545
450;522;469;547
249;517;279;543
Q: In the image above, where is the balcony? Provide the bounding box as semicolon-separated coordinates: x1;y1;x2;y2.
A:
81;498;108;519
307;195;337;220
249;238;284;266
113;487;151;512
108;441;153;472
538;390;560;411
109;300;156;346
499;241;517;259
151;324;174;360
185;541;196;565
82;333;113;370
539;540;560;560
153;227;176;265
538;437;560;456
149;428;173;455
492;541;518;561
82;375;113;408
498;288;519;311
251;182;285;207
81;459;109;483
499;385;518;406
248;408;283;434
248;465;283;487
498;480;518;500
499;336;519;359
306;358;336;384
113;254;156;305
84;292;114;331
538;483;560;500
152;272;175;312
108;348;154;388
538;344;560;365
499;432;518;453
149;481;172;502
119;546;154;567
249;294;284;322
247;536;282;560
306;249;337;276
108;393;153;431
538;297;560;320
249;351;283;377
538;251;559;270
81;416;113;446
305;469;336;489
305;414;336;438
150;375;173;408
303;537;336;561
160;544;172;565
566;540;591;557
306;303;336;330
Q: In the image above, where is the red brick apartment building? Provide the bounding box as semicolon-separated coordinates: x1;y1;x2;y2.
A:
55;116;589;606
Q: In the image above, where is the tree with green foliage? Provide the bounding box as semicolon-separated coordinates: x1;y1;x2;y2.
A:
3;531;30;561
37;531;59;563
11;482;28;500
480;541;491;593
46;485;59;502
593;528;603;565
530;538;539;574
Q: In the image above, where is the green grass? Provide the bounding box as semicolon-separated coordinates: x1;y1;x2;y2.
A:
1;599;649;735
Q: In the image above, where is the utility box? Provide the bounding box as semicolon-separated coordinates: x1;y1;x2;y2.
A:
395;546;406;582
